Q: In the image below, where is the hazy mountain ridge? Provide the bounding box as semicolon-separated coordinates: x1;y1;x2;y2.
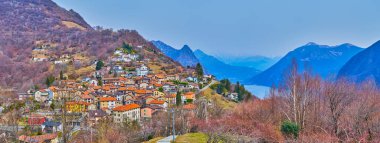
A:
216;56;281;71
152;40;199;67
248;42;363;86
338;40;380;85
194;49;260;83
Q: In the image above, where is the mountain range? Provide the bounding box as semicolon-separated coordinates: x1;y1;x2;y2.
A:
152;40;199;67
216;56;280;71
152;40;260;82
247;42;363;86
338;40;380;85
193;50;260;83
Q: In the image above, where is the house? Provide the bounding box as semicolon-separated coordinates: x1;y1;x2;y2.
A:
65;101;90;112
19;133;58;143
228;93;239;101
148;100;168;108
88;110;107;124
134;89;152;96
28;114;46;126
141;107;152;119
98;96;118;109
88;79;98;86
34;89;53;102
113;103;141;123
18;93;34;101
183;92;196;103
144;96;156;105
42;120;62;133
81;92;94;103
166;74;179;81
186;77;198;82
136;64;149;76
153;91;165;98
165;93;176;105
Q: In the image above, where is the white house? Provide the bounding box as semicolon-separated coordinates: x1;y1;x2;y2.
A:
136;64;149;76
113;104;141;123
228;93;239;101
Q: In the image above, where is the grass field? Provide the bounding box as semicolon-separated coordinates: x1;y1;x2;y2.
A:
175;133;208;143
62;21;86;30
201;88;236;109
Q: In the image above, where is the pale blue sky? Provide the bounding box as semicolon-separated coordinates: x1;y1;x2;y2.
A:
54;0;380;57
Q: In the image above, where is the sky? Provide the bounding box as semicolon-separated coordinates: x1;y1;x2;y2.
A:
54;0;380;57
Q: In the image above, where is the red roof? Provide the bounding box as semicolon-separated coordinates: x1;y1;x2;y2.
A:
19;133;57;143
149;100;165;105
113;104;140;112
99;97;117;102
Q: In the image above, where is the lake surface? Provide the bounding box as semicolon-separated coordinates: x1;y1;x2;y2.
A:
244;85;270;99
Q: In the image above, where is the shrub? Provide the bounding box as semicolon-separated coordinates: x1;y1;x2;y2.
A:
281;120;300;139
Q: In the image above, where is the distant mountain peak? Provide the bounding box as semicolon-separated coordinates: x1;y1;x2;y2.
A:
180;45;192;51
152;40;199;67
305;42;318;46
338;40;380;85
248;43;363;86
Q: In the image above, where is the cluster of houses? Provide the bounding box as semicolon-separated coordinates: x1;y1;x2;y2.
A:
15;43;216;142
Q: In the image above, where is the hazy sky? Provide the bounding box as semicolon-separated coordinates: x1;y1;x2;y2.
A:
54;0;380;57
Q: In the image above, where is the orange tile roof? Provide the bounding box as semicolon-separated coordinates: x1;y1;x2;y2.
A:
99;97;117;102
183;103;196;110
166;93;176;98
49;86;58;92
135;89;148;94
102;86;110;91
66;101;91;106
19;133;58;143
113;103;140;112
155;74;165;79
119;77;127;81
81;94;92;99
94;86;101;90
118;87;127;91
153;83;163;87
83;90;90;95
149;100;165;105
126;87;136;91
184;92;195;99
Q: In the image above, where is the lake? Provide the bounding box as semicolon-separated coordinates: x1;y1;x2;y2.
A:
244;85;271;99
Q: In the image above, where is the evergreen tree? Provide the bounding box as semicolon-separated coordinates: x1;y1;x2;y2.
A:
122;42;133;53
45;75;55;87
98;78;103;86
158;87;164;92
195;63;204;79
96;60;104;71
225;79;231;91
176;91;182;106
235;82;244;101
60;71;64;80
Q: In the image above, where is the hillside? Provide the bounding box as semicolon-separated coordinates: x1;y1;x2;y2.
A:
152;40;199;67
248;42;363;86
194;50;260;83
0;0;179;90
338;40;380;85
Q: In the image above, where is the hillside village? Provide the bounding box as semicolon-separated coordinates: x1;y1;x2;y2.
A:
0;41;230;142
